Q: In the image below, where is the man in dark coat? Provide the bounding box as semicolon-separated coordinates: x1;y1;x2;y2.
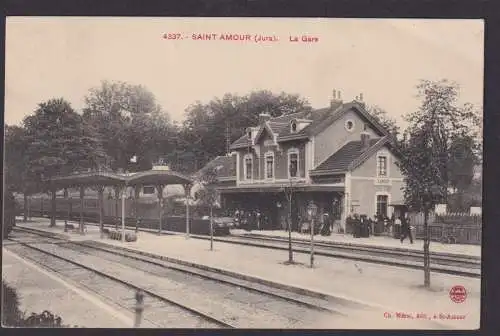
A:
400;213;414;244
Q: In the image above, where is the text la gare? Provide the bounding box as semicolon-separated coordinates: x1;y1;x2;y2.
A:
289;35;319;43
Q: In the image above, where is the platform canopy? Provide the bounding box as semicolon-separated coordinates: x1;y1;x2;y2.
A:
126;170;194;186
48;171;126;189
47;169;194;190
217;184;344;194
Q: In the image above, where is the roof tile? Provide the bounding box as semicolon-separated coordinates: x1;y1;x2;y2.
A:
313;138;381;173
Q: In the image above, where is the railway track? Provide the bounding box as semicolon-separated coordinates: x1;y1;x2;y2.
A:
187;234;482;277
5;229;359;328
6;232;233;328
15;215;482;278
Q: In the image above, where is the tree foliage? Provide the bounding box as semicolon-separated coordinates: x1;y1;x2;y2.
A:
4;125;30;193
397;79;482;287
176;90;311;172
83;81;176;172
366;105;400;139
399;79;482;210
448;135;476;193
22;98;108;190
194;166;219;208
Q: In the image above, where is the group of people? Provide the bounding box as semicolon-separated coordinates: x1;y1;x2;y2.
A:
348;212;413;244
233;209;269;231
232;208;413;244
393;212;414;244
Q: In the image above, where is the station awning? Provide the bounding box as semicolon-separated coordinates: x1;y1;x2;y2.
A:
48;169;194;190
217;184;344;194
389;200;408;207
126;170;194;186
49;171;126;189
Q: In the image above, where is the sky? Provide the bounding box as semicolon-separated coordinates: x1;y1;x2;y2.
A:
5;18;484;130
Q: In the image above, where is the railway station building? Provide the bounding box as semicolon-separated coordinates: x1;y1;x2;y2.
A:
200;93;405;232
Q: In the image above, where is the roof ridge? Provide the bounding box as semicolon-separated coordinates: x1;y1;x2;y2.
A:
270;110;307;121
348;136;389;171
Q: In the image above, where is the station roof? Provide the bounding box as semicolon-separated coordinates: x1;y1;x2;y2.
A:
126;170;194;186
217;183;344;194
48;169;194;189
49;171;126;189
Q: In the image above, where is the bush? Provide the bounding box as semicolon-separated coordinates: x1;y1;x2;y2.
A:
2;281;72;327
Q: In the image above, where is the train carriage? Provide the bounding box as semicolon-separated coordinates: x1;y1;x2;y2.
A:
21;191;233;236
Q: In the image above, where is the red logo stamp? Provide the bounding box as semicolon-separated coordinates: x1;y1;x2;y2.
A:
449;285;467;303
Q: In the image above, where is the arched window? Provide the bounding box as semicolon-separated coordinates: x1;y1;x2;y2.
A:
291;121;297;133
288;148;300;178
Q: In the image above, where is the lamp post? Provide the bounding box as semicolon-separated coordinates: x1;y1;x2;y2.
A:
307;200;318;268
184;183;192;239
64;188;68;232
122;186;126;243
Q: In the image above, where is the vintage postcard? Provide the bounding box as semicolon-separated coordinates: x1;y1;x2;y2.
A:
3;17;483;329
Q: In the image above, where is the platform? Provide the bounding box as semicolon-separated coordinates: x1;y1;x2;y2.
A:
231;229;482;258
2;248;134;328
13;218;481;329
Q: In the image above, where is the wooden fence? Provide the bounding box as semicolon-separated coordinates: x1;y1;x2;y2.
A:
409;212;482;245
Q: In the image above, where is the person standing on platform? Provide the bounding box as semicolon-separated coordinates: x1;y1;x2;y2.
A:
352;213;360;238
400;213;414;244
320;213;331;236
256;209;261;230
394;216;402;239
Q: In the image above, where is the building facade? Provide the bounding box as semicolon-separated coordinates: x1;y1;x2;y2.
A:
199;94;405;231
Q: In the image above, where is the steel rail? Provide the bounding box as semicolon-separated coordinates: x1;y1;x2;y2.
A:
15;216;481;278
11;227;356;315
6;234;236;329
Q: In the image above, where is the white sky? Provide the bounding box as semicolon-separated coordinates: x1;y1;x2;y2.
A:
5;17;484;129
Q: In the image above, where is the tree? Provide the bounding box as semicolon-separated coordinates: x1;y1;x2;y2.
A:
22;98;108;226
397;79;480;288
195;166;219;251
83;80;175;172
366;105;400;139
23;98;108;180
4;125;28;190
447;135;477;210
4;125;37;221
178;90;312;172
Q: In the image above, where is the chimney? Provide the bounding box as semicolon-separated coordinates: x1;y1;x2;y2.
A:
259;113;271;124
330;89;343;107
356;92;366;108
360;128;371;151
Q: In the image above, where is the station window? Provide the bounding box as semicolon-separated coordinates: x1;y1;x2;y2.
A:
377;156;388;177
265;152;274;179
143;186;155;195
288;149;299;178
244;155;253;180
376;195;389;218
